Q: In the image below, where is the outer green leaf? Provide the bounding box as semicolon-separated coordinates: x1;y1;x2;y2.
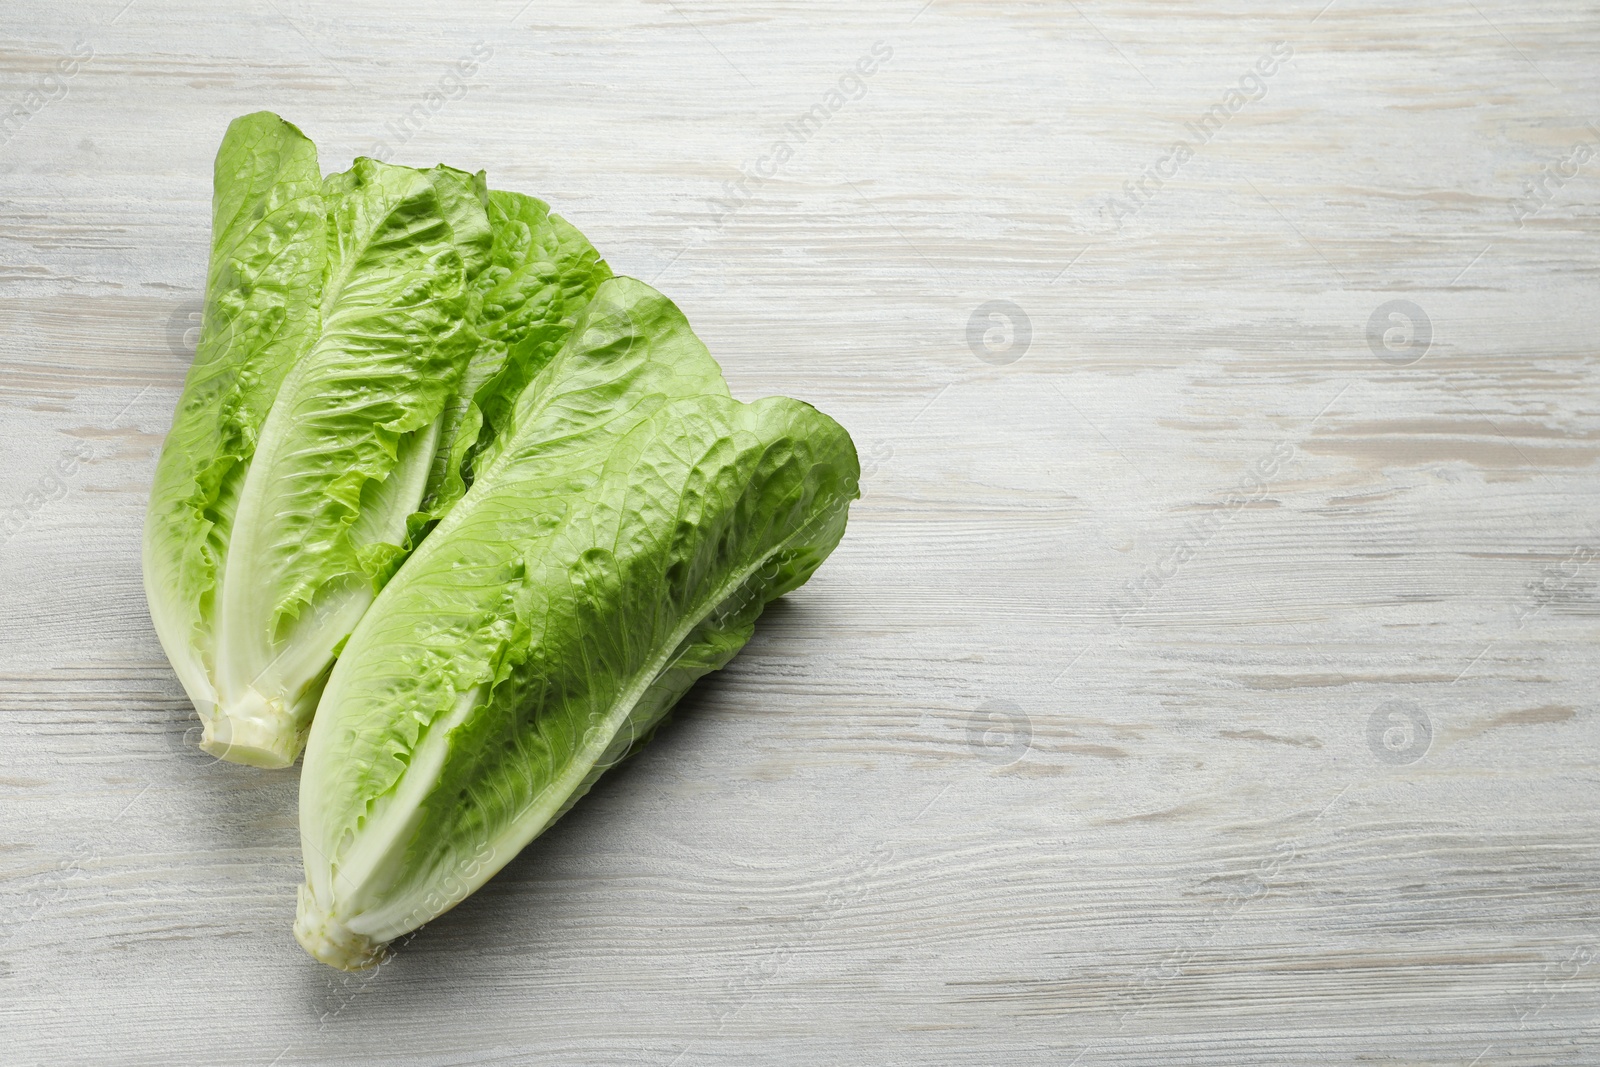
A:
295;277;858;968
143;112;326;733
207;157;491;767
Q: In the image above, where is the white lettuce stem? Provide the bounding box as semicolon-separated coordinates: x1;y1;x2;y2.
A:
198;686;302;769
294;884;385;970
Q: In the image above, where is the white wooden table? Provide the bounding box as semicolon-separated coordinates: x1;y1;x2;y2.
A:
2;2;1597;1063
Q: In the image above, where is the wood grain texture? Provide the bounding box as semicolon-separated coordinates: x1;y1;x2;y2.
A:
2;0;1598;1064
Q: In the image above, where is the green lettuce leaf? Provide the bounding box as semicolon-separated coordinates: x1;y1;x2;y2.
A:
145;114;497;768
294;276;859;968
144;112;327;750
414;190;611;534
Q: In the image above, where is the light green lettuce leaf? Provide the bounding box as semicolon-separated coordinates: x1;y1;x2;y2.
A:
208;159;491;767
295;276;858;968
415;190;612;534
144;112;327;739
145;113;495;768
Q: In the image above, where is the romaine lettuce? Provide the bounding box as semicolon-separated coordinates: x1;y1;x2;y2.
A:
144;114;609;768
294;277;858;968
146;114;858;968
